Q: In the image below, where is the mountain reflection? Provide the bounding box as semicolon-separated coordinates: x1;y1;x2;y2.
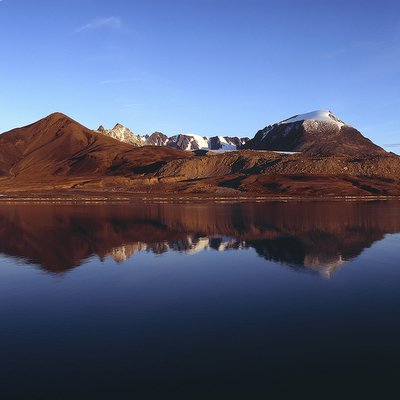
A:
0;201;399;277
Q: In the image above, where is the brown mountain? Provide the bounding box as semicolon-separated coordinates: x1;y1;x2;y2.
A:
0;112;188;189
0;112;399;197
243;110;386;156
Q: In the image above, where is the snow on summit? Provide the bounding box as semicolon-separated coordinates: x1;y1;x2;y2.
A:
280;110;346;128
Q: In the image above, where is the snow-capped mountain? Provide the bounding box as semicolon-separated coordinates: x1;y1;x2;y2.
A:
96;124;249;151
243;110;386;155
167;134;249;151
97;124;145;147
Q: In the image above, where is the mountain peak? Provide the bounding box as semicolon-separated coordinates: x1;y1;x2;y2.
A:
113;123;126;130
47;111;68;118
44;112;72;122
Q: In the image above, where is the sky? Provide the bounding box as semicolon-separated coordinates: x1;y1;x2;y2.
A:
0;0;399;151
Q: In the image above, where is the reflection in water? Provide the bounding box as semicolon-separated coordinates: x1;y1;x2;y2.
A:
0;201;399;277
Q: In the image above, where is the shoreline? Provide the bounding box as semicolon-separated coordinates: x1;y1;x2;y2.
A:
0;193;399;204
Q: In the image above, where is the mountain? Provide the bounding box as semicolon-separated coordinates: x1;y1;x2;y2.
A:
145;132;169;146
0;112;399;197
96;123;145;146
243;110;386;155
97;110;382;155
166;133;209;150
96;123;249;150
0;112;187;186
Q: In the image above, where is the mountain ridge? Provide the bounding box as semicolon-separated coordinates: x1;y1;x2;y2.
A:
94;109;385;156
0;111;399;198
95;124;249;150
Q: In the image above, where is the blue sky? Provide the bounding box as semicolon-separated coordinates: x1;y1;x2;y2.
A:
0;0;399;150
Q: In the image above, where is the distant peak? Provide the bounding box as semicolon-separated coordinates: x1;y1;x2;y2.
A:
279;110;347;127
113;123;126;130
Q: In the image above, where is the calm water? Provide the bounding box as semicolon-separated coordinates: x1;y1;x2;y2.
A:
1;201;400;399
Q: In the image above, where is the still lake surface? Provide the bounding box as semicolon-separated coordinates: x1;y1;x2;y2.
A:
0;201;400;398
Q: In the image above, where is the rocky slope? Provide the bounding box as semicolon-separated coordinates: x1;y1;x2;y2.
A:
154;150;400;196
144;131;169;146
243;110;386;156
97;123;145;146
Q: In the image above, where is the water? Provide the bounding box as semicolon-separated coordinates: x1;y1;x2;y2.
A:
0;201;399;399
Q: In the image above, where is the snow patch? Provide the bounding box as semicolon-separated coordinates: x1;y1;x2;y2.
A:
217;136;236;150
188;134;209;149
279;110;346;128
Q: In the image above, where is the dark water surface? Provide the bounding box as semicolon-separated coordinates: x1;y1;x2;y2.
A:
0;201;400;399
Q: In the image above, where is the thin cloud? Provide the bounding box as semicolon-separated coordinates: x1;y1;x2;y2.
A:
98;78;140;85
76;17;121;33
384;143;400;147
